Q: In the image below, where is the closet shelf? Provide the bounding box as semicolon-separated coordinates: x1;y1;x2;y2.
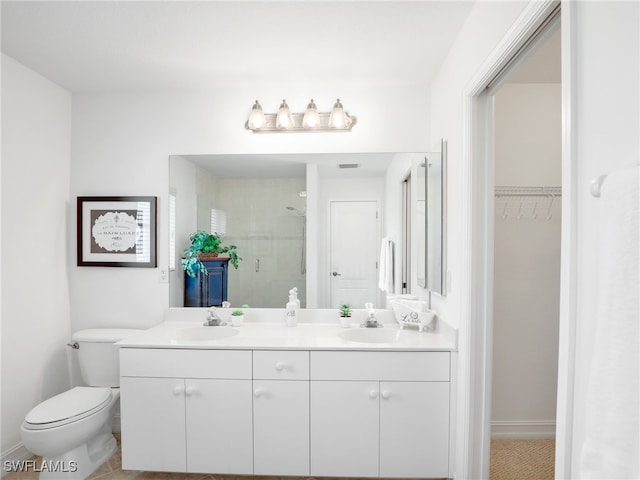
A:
494;186;561;220
494;186;561;197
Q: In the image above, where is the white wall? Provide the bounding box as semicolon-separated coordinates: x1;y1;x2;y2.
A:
168;155;198;307
428;0;529;329
567;1;639;476
425;1;531;475
1;54;72;460
492;83;561;438
69;86;430;334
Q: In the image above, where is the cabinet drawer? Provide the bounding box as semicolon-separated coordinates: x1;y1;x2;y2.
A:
253;350;309;380
120;348;251;379
310;351;449;381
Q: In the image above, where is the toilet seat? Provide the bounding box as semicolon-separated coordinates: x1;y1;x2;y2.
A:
23;387;112;430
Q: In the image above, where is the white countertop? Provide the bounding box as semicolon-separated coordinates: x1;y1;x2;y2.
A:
116;320;457;351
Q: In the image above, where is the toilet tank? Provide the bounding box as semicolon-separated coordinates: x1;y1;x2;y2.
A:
72;329;143;387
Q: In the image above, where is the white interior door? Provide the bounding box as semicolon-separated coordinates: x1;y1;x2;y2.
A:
329;201;378;309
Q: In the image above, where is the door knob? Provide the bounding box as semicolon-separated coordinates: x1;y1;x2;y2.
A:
332;271;342;276
172;385;184;396
381;390;391;400
369;390;379;399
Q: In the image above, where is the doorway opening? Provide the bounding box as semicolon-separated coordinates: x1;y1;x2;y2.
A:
488;16;561;480
459;1;570;478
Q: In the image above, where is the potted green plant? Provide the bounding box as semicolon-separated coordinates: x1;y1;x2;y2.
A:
230;309;244;326
339;304;352;328
181;230;241;278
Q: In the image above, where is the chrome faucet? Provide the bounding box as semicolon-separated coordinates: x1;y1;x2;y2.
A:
204;307;225;326
361;302;382;328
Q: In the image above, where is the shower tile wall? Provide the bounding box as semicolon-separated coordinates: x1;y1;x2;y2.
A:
218;178;306;308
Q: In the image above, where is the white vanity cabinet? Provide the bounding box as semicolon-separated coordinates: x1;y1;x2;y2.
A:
119;344;452;479
119;348;253;474
252;350;310;476
310;351;451;478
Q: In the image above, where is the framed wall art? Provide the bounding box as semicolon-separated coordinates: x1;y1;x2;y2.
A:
77;196;157;267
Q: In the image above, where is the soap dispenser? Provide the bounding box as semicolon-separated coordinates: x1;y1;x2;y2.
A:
291;287;301;309
286;293;298;327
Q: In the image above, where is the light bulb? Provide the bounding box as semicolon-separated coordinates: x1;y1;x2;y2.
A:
329;98;350;129
276;99;293;129
247;100;266;130
302;99;320;129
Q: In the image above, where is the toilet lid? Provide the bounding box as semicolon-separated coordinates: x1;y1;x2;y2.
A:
24;387;112;428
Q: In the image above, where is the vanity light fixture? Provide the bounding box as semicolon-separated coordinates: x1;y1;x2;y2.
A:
245;98;356;133
329;99;349;129
247;100;266;130
276;99;293;129
302;99;320;128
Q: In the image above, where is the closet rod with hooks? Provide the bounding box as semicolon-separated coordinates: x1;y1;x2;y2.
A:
494;186;561;197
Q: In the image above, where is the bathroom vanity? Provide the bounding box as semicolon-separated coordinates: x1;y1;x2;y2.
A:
117;313;456;478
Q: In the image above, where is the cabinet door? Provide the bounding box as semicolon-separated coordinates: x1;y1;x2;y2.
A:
183;272;204;307
185;379;253;474
253;380;309;475
204;260;228;306
310;381;379;477
120;377;187;472
183;260;228;307
379;381;450;478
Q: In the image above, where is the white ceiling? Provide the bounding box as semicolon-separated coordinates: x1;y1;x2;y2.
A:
1;1;476;93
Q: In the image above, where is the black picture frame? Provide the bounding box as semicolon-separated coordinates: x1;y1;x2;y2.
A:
77;196;157;267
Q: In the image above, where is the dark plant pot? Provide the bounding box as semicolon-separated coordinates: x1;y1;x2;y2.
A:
198;252;220;260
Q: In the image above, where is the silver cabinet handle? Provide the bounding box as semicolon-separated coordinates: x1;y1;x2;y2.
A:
255;259;260;272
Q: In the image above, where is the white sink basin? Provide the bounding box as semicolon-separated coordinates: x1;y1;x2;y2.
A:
174;326;239;342
338;328;412;344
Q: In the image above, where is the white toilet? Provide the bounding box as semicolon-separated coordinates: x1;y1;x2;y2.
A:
21;329;142;479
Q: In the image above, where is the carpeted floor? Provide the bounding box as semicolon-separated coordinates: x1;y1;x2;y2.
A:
490;439;555;480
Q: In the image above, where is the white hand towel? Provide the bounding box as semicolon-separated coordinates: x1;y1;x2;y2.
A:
378;237;394;293
580;165;639;479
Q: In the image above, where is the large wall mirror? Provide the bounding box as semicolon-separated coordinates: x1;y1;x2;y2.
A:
417;140;447;295
168;153;401;309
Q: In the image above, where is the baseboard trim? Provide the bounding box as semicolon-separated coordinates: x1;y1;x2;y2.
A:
491;420;556;439
1;442;34;478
